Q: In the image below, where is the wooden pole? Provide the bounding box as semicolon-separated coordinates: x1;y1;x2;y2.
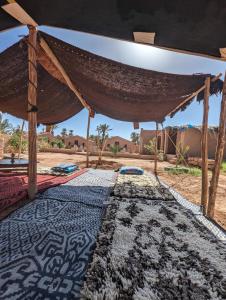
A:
160;124;164;152
207;73;226;218
86;112;91;168
18;120;25;159
27;25;37;200
201;77;210;214
164;128;168;155
154;123;158;175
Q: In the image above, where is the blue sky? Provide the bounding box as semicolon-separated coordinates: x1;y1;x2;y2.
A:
0;26;225;140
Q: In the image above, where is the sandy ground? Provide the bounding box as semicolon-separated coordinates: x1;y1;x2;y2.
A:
21;152;226;230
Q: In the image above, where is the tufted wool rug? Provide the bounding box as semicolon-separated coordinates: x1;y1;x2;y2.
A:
81;197;226;300
113;174;175;201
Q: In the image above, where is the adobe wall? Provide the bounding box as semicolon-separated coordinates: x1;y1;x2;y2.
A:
177;128;226;159
140;129;160;154
63;135;94;151
104;136;138;153
39;148;154;160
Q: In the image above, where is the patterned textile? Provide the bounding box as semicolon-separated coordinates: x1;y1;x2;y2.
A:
0;169;116;300
81;197;226;300
113;174;175;200
41;169;117;207
0;169;87;213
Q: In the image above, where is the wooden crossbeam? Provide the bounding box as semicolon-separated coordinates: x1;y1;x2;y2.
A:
2;2;38;27
39;37;93;115
133;32;155;45
168;73;222;117
219;48;226;59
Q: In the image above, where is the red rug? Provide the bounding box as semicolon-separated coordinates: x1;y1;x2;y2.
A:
0;169;87;212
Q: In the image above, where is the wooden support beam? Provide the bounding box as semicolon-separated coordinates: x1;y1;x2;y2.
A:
201;77;210;215
133;32;155;45
86;112;91;168
160;124;164;152
39;37;93;115
207;73;226;219
27;26;38;200
164;128;168;155
154;123;159;175
219;48;226;59
168;73;222;117
2;2;38;27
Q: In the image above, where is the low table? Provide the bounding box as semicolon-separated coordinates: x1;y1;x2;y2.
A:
0;159;29;172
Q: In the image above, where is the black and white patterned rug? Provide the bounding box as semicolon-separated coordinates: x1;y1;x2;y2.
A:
113;174;175;201
0;169;116;300
81;197;226;300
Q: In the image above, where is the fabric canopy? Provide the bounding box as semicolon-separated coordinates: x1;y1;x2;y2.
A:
0;39;83;124
0;0;226;59
0;32;223;124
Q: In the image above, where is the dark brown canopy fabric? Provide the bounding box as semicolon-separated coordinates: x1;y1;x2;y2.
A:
0;0;226;58
0;32;223;124
0;40;83;124
39;32;222;123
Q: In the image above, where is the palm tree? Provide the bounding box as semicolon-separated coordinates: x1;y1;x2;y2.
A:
95;124;111;164
61;128;67;137
130;132;140;144
0;113;13;134
69;129;74;136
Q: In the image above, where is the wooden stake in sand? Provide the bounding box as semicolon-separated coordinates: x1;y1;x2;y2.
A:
27;25;38;199
208;73;226;219
154;123;159;175
86;112;91;168
201;77;210;215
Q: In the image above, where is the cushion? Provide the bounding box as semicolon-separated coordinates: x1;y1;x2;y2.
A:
119;166;144;175
51;163;78;173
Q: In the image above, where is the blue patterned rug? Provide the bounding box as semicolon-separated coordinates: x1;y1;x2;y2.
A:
0;169;116;300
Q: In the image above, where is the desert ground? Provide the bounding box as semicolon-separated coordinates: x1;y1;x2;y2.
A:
21;152;226;230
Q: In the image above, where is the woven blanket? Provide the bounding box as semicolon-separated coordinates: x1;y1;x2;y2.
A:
0;169;87;213
113;174;175;200
0;169;116;300
81;197;226;300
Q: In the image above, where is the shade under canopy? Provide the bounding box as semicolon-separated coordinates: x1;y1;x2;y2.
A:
0;40;83;124
0;31;223;124
0;0;226;59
